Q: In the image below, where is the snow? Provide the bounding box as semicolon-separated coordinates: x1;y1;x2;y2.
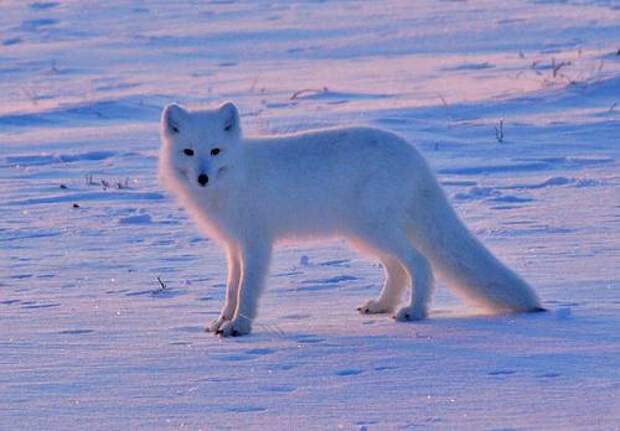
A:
1;0;620;429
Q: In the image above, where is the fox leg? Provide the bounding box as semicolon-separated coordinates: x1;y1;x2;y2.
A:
217;240;272;337
392;247;433;321
358;256;407;314
352;230;434;321
206;246;241;333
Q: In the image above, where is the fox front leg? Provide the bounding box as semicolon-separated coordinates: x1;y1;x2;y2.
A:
206;247;241;333
217;241;272;337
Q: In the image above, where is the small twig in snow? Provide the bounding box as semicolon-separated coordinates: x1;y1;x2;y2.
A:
154;276;167;294
551;58;571;78
438;94;448;108
115;178;130;189
290;87;328;100
85;174;99;186
494;119;504;143
249;75;261;93
21;86;39;106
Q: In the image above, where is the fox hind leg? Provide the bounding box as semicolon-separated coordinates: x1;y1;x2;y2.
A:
393;247;433;321
358;256;407;314
351;230;433;321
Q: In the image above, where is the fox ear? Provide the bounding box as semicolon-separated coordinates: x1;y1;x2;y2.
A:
220;102;239;133
162;103;188;134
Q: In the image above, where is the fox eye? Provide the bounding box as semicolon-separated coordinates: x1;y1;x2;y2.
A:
183;148;194;156
210;148;221;156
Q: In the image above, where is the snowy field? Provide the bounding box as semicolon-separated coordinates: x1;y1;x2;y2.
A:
2;0;620;429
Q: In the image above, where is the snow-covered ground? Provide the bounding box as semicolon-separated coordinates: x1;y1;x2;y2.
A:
2;0;620;429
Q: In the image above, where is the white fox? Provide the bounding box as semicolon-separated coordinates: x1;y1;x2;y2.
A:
159;102;543;337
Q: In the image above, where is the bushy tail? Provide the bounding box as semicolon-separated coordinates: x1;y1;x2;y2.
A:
408;178;542;313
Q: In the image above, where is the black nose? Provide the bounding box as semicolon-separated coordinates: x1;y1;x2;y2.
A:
197;174;209;186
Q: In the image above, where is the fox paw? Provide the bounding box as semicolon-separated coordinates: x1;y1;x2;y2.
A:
357;299;395;314
394;306;427;322
216;317;252;337
205;315;230;333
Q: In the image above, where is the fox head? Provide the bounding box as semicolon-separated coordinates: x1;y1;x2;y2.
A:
159;102;241;191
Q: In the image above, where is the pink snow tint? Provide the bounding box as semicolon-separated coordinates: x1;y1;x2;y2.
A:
1;0;620;429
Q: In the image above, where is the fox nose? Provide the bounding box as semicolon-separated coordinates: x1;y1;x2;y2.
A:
197;174;209;186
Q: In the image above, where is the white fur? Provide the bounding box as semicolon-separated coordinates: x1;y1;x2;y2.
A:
159;102;542;337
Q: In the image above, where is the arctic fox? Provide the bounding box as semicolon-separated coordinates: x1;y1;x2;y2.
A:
159;102;543;337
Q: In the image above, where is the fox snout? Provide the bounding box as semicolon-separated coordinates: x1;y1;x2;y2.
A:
197;173;209;186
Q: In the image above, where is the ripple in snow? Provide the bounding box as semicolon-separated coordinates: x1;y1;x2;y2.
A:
118;214;152;224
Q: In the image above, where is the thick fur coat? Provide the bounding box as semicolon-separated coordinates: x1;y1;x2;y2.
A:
159;102;542;336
